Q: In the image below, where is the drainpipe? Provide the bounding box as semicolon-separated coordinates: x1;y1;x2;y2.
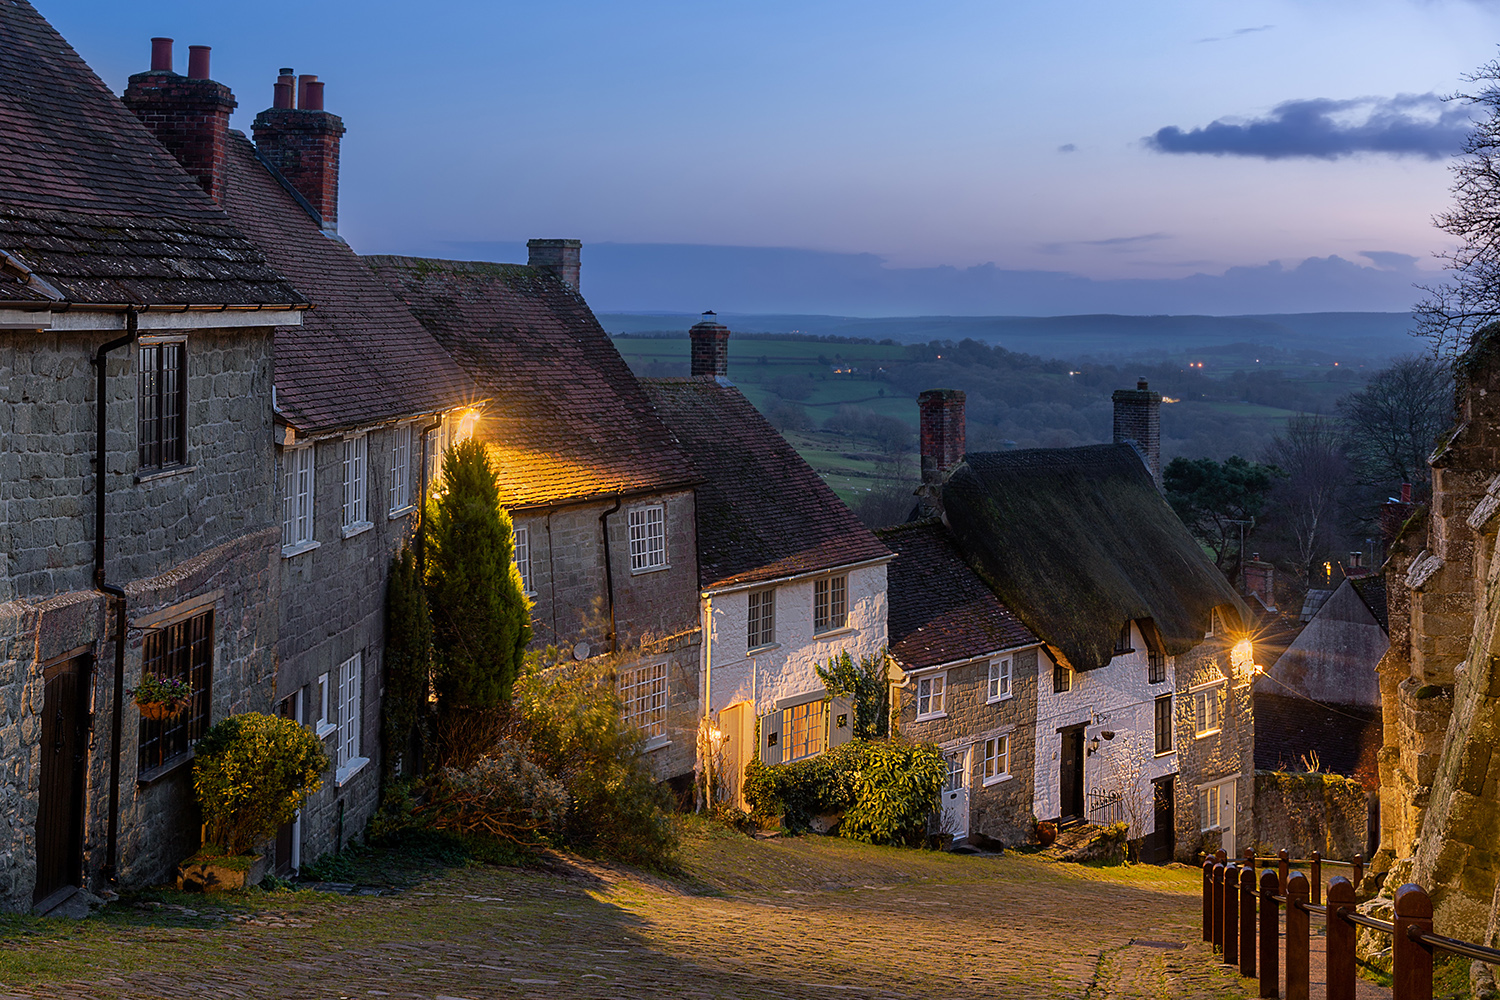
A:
94;308;138;886
598;497;621;652
415;416;442;576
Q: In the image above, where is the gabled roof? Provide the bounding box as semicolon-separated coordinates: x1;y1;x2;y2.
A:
218;135;478;433
1253;692;1382;791
941;443;1246;670
1350;574;1388;632
876;520;1039;670
0;2;301;307
367;256;698;509
640;377;892;590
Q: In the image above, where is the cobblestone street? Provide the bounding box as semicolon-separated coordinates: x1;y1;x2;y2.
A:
0;826;1252;1000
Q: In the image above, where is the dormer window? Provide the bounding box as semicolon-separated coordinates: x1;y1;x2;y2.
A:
1115;621;1134;655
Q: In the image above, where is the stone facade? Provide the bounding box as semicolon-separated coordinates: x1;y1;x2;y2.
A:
1252;771;1368;860
1174;634;1255;862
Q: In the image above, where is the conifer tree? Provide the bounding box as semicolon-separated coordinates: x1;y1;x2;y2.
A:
382;545;431;780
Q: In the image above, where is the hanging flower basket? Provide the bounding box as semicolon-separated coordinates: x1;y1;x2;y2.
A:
133;675;193;721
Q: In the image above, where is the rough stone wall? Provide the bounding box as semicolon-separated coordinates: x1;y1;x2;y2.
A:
1377;510;1424;858
896;647;1040;847
1174;635;1256;862
1252;771;1368;860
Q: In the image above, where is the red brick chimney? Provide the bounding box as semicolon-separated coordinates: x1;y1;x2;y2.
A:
252;69;346;233
1112;379;1163;490
527;239;582;290
919;389;965;486
1242;553;1276;611
690;312;731;378
121;39;236;204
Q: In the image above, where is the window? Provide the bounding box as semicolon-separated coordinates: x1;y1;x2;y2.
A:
389;424;411;514
1154;694;1173;755
513;525;532;594
1193;682;1226;737
983;735;1010;784
312;671;334;738
336;653;366;782
628;504;667;571
1148;649;1167;685
1199;777;1237;832
1115;621;1134;654
281;446;316;553
782;699;827;761
1208;607;1226;637
1053;660;1071;694
747;589;776;649
916;673;946;719
814;575;848;633
618;660;667;741
137;609;212;776
342;434;368;531
987;657;1012;702
138;340;186;470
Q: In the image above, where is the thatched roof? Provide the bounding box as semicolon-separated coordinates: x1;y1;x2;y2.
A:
941;443;1246;670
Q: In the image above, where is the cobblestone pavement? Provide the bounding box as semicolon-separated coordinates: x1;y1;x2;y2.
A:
0;827;1258;1000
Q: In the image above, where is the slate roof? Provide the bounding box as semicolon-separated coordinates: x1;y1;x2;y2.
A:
0;2;301;307
941;443;1247;671
1253;692;1382;791
876;520;1039;670
218;135;478;433
641;377;892;590
368;257;697;509
1350;575;1388;632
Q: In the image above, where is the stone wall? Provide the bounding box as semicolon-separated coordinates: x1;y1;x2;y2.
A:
1174;634;1256;862
1252;771;1368;860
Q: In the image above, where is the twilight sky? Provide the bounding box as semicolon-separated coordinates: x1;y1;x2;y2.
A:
46;0;1500;315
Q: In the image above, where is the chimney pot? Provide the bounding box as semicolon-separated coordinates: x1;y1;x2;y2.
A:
297;74;318;109
186;45;211;80
526;238;582;290
150;37;174;73
918;389;966;486
253;76;347;231
1137;379;1149;391
273;80;293;109
689;314;731;378
304;80;325;111
1400;482;1412;503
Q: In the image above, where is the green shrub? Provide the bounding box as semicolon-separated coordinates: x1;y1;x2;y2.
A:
816;651;890;739
383;546;432;780
743;741;869;831
194;713;328;857
841;740;946;847
421;739;569;848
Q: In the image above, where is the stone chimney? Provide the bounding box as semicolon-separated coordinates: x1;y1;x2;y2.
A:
1112;379;1162;490
1242;553;1275;611
252;69;346;232
121;39;236;203
919;389;966;486
527;239;582;290
690;312;730;378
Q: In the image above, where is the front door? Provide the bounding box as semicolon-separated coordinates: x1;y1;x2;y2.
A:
35;654;91;907
1059;726;1085;821
1149;775;1176;863
274;692;301;876
941;748;970;840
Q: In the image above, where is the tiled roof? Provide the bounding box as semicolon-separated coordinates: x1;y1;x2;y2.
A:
219;136;479;433
367;257;697;509
1253;692;1382;791
942;444;1248;670
1350;575;1388;632
640;377;891;590
0;3;301;306
876;520;1038;670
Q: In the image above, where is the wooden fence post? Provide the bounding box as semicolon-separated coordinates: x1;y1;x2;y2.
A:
1285;871;1310;1000
1278;849;1290;894
1392;883;1433;1000
1259;869;1279;1000
1351;854;1363;893
1325;876;1356;1000
1203;861;1215;943
1240;864;1257;979
1311;850;1322;907
1224;863;1240;966
1213;862;1226;952
1245;846;1257;874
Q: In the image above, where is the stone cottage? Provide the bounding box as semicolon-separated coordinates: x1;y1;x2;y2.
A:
639;317;892;806
0;6;307;911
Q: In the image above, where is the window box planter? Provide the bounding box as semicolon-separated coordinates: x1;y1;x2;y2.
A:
176;852;266;893
133;676;193;721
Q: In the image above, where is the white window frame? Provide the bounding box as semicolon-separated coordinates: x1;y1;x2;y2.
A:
747;588;776;650
335;653;369;785
916;672;947;720
513;524;533;595
312;671;335;739
341;434;371;536
281;445;318;557
813;574;848;634
617;659;668;748
781;697;827;762
388;424;412;516
987;657;1012;703
628;503;668;573
982;734;1011;785
1198;775;1238;834
1192;680;1227;737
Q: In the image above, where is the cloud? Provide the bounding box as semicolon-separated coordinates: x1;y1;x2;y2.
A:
1198;24;1275;43
1147;93;1471;160
1058;143;1077;153
1036;233;1170;255
1360;250;1421;270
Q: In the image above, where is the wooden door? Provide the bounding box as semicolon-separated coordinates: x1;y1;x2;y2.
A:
1059;726;1085;821
35;655;91;906
1150;775;1176;863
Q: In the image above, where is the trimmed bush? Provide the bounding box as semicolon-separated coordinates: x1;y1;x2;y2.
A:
194;713;328;857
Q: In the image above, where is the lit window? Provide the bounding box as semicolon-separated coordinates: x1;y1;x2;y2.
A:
336;653;366;783
782;699;826;761
1193;683;1226;737
138;340;186;470
281;445;315;553
628;504;667;571
916;673;946;719
1155;694;1173;754
389;424;411;514
748;589;776;649
342;434;368;530
983;735;1010;784
513;524;532;593
618;661;667;740
814;575;847;633
988;658;1012;702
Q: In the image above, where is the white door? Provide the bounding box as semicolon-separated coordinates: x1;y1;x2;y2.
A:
941;749;970;840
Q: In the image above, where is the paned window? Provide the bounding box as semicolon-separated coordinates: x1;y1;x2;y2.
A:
628;504;667;571
1155;694;1174;754
1115;621;1134;654
137;609;213;775
814;575;847;633
987;657;1012;702
513;525;532;594
782;699;826;761
389;424;411;513
281;446;315;551
747;589;776;649
138;340;187;470
618;661;667;740
337;653;363;776
1194;683;1225;737
916;673;946;719
983;735;1010;783
342;435;367;529
1148;650;1167;685
1199;777;1236;832
313;671;334;738
1053;660;1072;694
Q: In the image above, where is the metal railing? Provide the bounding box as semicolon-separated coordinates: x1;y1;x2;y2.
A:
1086;789;1124;825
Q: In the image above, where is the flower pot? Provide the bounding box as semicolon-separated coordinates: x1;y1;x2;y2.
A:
177;853;266;893
1036;821;1057;847
137;698;188;721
